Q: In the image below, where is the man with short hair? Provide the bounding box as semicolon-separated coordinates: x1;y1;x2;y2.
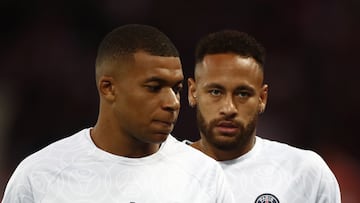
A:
3;24;234;203
187;29;341;202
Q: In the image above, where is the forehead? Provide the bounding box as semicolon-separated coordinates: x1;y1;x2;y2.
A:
195;53;263;87
124;51;184;82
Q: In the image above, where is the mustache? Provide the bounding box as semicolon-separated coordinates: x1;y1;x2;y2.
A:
210;117;243;128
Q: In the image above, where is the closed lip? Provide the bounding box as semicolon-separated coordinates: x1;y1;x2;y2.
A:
215;120;240;135
216;120;238;128
153;119;176;127
157;120;173;126
153;120;175;135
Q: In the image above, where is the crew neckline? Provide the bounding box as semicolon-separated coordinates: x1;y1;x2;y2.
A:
83;128;168;165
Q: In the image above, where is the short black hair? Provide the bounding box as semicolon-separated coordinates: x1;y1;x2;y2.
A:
195;30;266;68
96;24;179;67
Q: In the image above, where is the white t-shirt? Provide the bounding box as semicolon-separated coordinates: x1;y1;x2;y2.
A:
3;128;234;203
219;136;341;202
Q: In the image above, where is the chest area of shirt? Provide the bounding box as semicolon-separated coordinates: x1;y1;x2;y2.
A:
35;164;212;202
224;161;318;202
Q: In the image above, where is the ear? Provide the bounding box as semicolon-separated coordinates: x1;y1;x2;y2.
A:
259;84;269;114
98;76;116;102
187;78;197;107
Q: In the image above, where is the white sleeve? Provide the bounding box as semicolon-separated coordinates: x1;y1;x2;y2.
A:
2;163;35;203
316;158;341;203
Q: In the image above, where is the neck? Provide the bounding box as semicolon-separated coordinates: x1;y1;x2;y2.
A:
91;121;161;158
191;135;256;161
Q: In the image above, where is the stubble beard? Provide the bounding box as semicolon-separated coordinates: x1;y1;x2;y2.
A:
196;108;257;151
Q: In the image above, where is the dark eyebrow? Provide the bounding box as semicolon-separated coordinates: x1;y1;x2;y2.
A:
144;76;166;84
144;76;183;86
204;83;224;90
204;83;255;92
235;85;255;93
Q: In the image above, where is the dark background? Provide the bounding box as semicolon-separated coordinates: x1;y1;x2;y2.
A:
1;0;359;201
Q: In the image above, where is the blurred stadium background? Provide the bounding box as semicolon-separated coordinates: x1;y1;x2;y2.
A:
1;0;359;202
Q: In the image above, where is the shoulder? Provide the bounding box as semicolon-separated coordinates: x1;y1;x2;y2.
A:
3;128;90;201
162;136;234;202
164;136;218;162
259;137;340;195
19;128;89;170
163;135;223;174
259;137;339;184
259;137;326;164
163;136;226;185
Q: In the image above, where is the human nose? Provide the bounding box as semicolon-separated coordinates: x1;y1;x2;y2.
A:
162;88;180;111
220;95;237;117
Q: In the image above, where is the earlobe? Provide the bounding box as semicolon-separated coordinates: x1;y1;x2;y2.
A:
99;76;116;101
187;78;197;108
259;104;265;114
259;84;269;114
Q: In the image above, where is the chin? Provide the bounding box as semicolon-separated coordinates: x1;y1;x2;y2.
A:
149;133;169;143
211;135;242;150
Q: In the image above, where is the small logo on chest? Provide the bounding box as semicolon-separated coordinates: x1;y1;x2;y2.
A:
255;193;280;203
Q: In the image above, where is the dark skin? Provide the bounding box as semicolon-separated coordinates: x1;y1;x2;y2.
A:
91;51;184;158
188;53;268;161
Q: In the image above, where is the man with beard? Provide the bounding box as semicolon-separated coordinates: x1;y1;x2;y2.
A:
186;30;341;202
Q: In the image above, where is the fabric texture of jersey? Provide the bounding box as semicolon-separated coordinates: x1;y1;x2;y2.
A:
3;128;234;203
219;136;341;202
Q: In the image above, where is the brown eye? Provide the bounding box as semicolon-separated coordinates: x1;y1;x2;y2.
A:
146;85;161;92
237;91;251;98
209;89;222;96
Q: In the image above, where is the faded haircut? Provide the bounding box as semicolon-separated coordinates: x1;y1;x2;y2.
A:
95;24;179;79
195;30;266;70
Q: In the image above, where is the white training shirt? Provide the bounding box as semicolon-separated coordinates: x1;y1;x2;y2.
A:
219;136;341;202
3;128;235;203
